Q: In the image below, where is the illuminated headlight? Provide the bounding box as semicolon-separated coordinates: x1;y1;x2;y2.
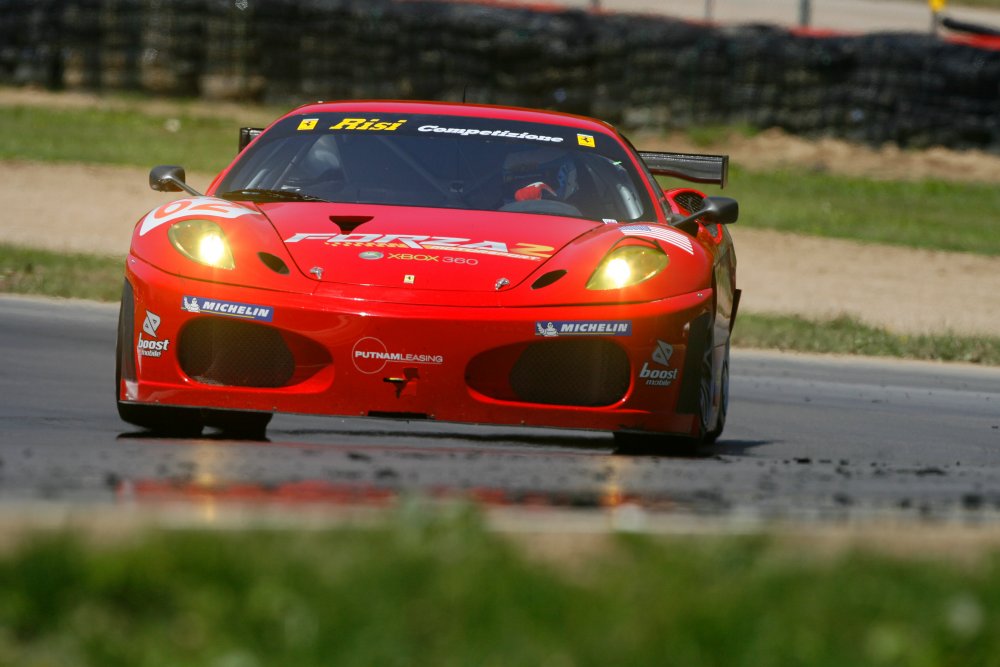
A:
586;245;668;290
167;219;235;270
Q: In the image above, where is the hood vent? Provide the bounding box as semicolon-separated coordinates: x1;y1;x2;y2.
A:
531;270;567;290
330;215;373;232
258;252;290;275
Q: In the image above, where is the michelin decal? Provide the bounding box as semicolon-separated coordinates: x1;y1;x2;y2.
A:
182;296;274;322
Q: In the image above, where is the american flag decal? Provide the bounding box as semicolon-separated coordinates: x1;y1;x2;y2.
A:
619;224;694;255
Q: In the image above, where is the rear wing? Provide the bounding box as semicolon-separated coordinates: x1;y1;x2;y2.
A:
237;130;728;187
639;151;728;189
239;127;263;152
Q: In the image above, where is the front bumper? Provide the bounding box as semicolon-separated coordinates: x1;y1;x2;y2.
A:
120;254;713;436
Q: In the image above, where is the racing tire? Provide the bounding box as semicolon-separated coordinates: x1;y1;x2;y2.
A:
612;431;700;457
201;409;273;440
115;286;203;436
613;325;728;456
703;345;730;445
117;401;204;437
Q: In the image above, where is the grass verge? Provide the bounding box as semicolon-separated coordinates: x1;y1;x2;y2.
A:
3;243;999;365
1;99;999;256
0;510;998;666
0;105;241;174
720;167;1000;256
735;313;1000;364
0;244;123;303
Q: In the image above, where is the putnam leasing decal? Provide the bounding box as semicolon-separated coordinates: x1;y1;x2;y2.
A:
138;197;257;236
417;125;563;143
182;296;273;322
284;232;554;260
352;337;443;374
535;320;632;337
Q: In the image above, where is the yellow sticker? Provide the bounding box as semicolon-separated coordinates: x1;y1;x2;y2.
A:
330;118;407;131
404;274;415;284
577;134;595;148
297;118;318;131
929;0;946;11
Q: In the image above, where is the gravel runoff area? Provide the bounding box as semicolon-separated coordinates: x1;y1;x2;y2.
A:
3;154;1000;336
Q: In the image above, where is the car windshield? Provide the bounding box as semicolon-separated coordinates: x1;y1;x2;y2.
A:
217;112;656;222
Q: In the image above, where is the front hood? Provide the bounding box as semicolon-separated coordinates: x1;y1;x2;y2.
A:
260;202;597;291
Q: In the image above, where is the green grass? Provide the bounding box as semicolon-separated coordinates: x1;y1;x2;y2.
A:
669;167;1000;256
0;244;124;302
3;243;999;365
1;101;998;256
0;510;999;666
735;313;1000;364
0;105;242;174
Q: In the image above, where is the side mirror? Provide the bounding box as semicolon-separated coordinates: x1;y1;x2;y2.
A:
674;196;739;234
149;165;201;196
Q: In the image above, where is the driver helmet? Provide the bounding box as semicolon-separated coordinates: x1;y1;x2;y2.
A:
504;148;579;202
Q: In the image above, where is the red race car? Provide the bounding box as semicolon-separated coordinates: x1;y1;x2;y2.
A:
116;100;739;451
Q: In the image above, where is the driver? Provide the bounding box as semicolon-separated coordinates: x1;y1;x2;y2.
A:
504;148;579;203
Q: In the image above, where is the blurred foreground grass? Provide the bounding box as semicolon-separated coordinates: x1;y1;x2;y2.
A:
1;510;999;666
2;243;998;364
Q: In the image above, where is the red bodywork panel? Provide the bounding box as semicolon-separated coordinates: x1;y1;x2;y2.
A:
120;100;737;439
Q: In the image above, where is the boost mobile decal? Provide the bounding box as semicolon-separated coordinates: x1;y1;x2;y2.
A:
640;340;678;387
137;310;170;358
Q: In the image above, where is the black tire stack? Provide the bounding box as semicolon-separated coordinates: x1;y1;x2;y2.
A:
4;0;1000;152
139;0;203;96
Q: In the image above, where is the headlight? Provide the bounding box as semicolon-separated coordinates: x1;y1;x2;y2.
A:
167;219;235;270
586;244;668;290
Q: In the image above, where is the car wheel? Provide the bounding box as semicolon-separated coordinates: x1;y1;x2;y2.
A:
703;346;729;445
201;409;273;440
115;287;203;436
612;431;700;457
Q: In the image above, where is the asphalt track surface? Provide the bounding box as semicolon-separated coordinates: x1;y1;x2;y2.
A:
2;294;999;520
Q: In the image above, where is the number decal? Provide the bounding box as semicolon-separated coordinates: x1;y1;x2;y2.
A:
138;197;256;236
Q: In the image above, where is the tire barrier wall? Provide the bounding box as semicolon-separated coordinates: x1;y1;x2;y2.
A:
3;0;999;151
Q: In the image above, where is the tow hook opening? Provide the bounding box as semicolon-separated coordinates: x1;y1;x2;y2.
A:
383;368;420;397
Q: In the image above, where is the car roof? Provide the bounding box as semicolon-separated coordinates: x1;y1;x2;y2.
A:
279;100;619;135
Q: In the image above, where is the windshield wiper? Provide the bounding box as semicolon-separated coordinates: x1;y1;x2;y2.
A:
217;188;328;203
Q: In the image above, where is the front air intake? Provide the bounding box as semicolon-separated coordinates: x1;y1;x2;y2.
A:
179;318;295;387
510;340;630;406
